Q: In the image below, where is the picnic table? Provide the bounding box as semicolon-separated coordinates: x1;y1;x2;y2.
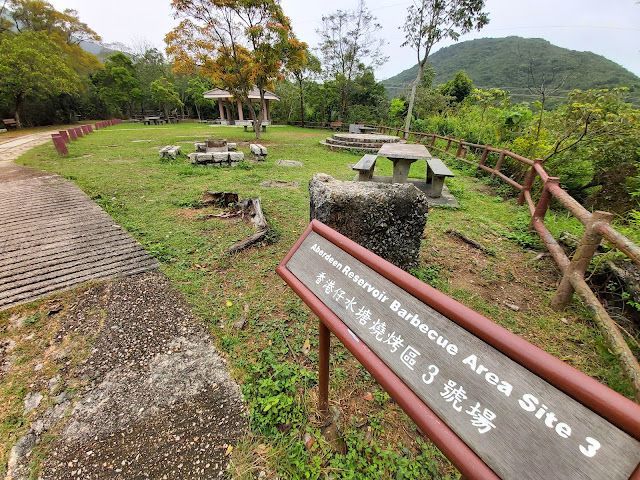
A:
359;126;377;133
377;143;431;184
144;116;163;125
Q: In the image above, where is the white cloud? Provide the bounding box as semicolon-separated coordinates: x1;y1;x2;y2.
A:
48;0;640;79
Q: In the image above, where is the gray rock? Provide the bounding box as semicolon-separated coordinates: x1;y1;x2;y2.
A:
227;143;237;151
276;160;303;167
228;152;244;162
23;391;43;414
309;173;428;271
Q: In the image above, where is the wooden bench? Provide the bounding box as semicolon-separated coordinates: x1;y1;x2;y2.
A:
426;157;454;198
330;121;343;131
159;145;181;159
2;118;17;129
352;154;377;181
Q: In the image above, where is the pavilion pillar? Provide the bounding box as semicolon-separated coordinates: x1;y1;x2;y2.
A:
262;99;269;122
218;100;225;121
237;101;244;121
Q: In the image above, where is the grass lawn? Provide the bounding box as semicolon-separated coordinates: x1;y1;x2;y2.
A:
6;123;637;478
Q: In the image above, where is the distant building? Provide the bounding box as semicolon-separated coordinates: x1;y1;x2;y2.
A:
203;87;279;124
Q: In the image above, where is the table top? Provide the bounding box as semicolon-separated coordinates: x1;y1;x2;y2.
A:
378;142;431;160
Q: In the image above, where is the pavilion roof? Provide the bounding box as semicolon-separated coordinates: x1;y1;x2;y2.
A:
203;87;280;101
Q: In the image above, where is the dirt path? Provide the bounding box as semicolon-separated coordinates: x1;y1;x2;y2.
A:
1;132;247;479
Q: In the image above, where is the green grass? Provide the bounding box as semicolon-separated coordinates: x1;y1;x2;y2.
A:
12;123;637;478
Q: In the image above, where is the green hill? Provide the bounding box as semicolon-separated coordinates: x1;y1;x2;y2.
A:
382;37;640;103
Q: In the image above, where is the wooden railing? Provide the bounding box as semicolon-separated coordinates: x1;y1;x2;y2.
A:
367;125;640;398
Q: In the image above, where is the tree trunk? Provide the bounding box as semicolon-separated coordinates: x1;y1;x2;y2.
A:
245;98;261;140
195;103;201;121
535;96;545;141
14;93;25;129
403;62;424;139
298;77;305;127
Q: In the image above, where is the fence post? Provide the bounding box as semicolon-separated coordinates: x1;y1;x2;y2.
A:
430;135;436;147
479;146;490;167
445;137;452;152
318;319;330;419
517;159;541;205
532;177;559;222
551;211;614;310
492;150;506;177
455;140;464;158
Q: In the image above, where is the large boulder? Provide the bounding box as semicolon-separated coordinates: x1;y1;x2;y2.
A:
309;173;428;271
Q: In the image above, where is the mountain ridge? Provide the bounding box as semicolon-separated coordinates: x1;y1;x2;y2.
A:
382;37;640;102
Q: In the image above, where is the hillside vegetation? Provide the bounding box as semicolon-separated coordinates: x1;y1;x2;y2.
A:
382;37;640;102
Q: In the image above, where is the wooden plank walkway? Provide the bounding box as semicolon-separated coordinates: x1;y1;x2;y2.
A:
0;172;158;310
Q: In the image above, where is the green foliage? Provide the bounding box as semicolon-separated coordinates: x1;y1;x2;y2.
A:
329;432;455;480
411;265;446;290
91;52;140;116
242;350;315;435
439;71;474;104
150;77;183;116
389;98;407;123
0;31;81;126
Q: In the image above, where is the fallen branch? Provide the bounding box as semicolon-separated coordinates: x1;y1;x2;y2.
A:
228;230;269;254
445;229;495;256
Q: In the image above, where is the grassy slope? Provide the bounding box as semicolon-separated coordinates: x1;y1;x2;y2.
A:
9;123;635;478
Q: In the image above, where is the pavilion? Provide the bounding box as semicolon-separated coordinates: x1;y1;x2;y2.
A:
203;87;279;124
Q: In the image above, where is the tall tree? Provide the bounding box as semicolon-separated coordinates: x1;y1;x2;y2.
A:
317;0;387;120
401;0;488;136
167;0;301;139
133;48;168;113
288;49;320;127
150;77;183;118
0;31;80;127
92;52;141;116
185;76;213;120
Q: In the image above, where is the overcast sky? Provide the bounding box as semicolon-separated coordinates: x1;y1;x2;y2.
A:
48;0;640;80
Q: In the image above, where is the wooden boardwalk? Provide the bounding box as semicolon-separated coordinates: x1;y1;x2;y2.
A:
0;171;158;310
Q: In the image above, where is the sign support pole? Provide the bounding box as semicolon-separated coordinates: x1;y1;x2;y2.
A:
318;319;330;418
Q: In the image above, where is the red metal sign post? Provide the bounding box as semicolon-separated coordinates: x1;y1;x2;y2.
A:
277;220;640;480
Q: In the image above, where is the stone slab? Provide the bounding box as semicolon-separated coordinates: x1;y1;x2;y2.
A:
378;142;431;160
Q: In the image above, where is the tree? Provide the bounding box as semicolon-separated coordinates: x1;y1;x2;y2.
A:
468;87;508;120
133;48;168;112
92;53;141;117
185;76;213;120
400;0;488;136
439;70;473;104
150;77;183;118
288;48;320;127
0;31;80;127
539;88;640;212
525;58;568;141
317;0;387;120
167;0;302;139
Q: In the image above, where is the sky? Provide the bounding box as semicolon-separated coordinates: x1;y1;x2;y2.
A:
48;0;640;80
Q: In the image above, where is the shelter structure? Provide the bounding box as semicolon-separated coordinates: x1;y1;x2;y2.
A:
203;87;279;125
